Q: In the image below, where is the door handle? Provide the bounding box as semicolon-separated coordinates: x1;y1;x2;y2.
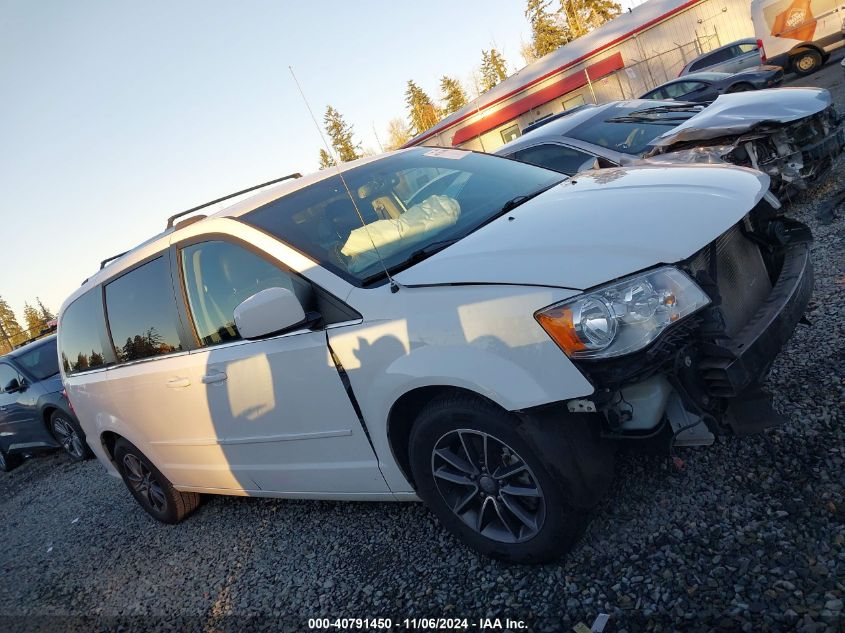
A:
166;377;191;389
201;372;228;385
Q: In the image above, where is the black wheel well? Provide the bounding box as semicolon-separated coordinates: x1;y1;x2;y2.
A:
41;406;57;434
386;385;504;487
789;45;824;62
101;431;121;463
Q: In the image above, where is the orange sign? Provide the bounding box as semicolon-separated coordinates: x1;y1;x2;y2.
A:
770;0;817;41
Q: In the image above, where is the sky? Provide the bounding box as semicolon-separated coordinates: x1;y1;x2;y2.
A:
0;0;644;322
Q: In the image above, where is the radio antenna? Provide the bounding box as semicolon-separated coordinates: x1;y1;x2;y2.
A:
288;66;400;293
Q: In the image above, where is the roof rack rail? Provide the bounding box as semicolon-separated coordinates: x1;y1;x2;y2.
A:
100;250;130;270
165;172;302;229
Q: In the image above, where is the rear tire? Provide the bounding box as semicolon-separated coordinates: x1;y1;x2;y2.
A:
114;438;201;524
0;446;23;472
50;411;93;461
792;49;822;76
408;393;595;564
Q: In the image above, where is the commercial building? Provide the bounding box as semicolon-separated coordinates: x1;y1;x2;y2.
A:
405;0;755;152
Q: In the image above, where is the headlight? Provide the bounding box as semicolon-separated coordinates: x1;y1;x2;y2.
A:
535;266;710;359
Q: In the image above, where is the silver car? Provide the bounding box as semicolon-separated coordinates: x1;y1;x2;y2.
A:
679;38;762;76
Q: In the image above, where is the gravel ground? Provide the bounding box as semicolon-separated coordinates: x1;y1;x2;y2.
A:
2;64;844;633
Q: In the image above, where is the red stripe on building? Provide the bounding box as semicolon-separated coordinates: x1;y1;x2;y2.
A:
403;0;703;148
450;52;624;146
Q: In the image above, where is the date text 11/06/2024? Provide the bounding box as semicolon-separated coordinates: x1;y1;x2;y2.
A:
307;618;529;630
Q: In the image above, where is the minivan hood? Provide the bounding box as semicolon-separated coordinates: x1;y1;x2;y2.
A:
394;165;769;290
652;87;831;148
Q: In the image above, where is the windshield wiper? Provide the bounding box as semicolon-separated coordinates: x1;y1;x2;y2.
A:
606;115;693;124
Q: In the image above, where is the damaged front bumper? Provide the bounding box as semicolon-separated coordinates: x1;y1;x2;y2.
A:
574;211;814;445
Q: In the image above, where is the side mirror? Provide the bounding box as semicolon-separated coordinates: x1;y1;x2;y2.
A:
4;378;22;394
578;157;601;172
233;287;307;340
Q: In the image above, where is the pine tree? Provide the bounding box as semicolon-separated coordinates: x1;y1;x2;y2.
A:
23;302;46;336
0;295;24;352
405;80;440;135
323;106;361;163
439;76;468;115
480;49;509;92
525;0;570;58
35;297;54;322
318;148;335;169
559;0;622;39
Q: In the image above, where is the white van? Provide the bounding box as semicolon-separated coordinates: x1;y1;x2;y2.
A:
752;0;845;75
58;149;813;563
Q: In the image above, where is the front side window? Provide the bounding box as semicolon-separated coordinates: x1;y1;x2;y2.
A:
59;288;116;374
180;240;313;347
242;148;563;285
509;144;595;176
105;257;183;363
15;339;59;381
0;363;20;392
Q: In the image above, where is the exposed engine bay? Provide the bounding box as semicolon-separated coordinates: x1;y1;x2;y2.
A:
571;194;814;448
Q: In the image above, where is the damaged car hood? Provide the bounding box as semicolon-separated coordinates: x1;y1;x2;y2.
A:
394;165;770;290
651;88;832;149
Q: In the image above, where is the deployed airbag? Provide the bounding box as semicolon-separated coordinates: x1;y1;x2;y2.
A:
342;195;460;273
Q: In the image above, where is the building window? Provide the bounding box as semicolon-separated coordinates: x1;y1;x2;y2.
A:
500;124;521;144
563;94;586;110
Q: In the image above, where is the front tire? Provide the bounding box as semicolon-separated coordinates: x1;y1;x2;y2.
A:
114;438;201;524
408;393;594;563
792;49;822;76
50;411;93;461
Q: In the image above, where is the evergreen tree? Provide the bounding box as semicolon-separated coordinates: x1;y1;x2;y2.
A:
23;302;46;336
0;295;24;352
439;76;468;115
560;0;621;39
318;148;335;169
35;297;54;322
525;0;570;58
480;49;509;91
405;80;440;135
323;106;361;163
385;118;412;150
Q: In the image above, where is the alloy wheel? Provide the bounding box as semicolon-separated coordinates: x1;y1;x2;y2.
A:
122;454;168;512
431;429;546;543
52;416;85;459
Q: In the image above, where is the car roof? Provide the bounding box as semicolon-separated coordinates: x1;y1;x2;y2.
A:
3;334;56;360
65;148;422;304
495;99;681;154
689;38;757;60
679;72;730;81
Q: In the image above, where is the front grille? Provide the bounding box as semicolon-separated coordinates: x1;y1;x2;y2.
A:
689;224;771;337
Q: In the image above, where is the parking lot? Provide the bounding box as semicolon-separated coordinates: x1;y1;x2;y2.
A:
2;58;844;633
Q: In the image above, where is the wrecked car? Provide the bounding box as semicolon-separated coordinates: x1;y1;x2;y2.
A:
496;88;843;197
59;148;812;563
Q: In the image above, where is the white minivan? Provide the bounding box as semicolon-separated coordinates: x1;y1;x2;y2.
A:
752;0;845;75
58;148;813;562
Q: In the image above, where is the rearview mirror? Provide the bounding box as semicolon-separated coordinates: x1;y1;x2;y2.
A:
233;287;307;339
4;378;22;394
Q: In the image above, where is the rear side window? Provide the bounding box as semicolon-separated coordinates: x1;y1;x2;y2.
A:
105;257;183;363
180;240;314;347
690;47;734;71
737;43;758;54
59;288;116;374
509;144;595;176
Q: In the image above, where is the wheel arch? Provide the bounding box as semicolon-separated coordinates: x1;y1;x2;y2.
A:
788;44;825;70
386;385;505;488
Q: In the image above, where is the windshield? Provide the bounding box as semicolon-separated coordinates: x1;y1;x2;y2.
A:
15;339;59;381
567;104;702;155
242;148;564;285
